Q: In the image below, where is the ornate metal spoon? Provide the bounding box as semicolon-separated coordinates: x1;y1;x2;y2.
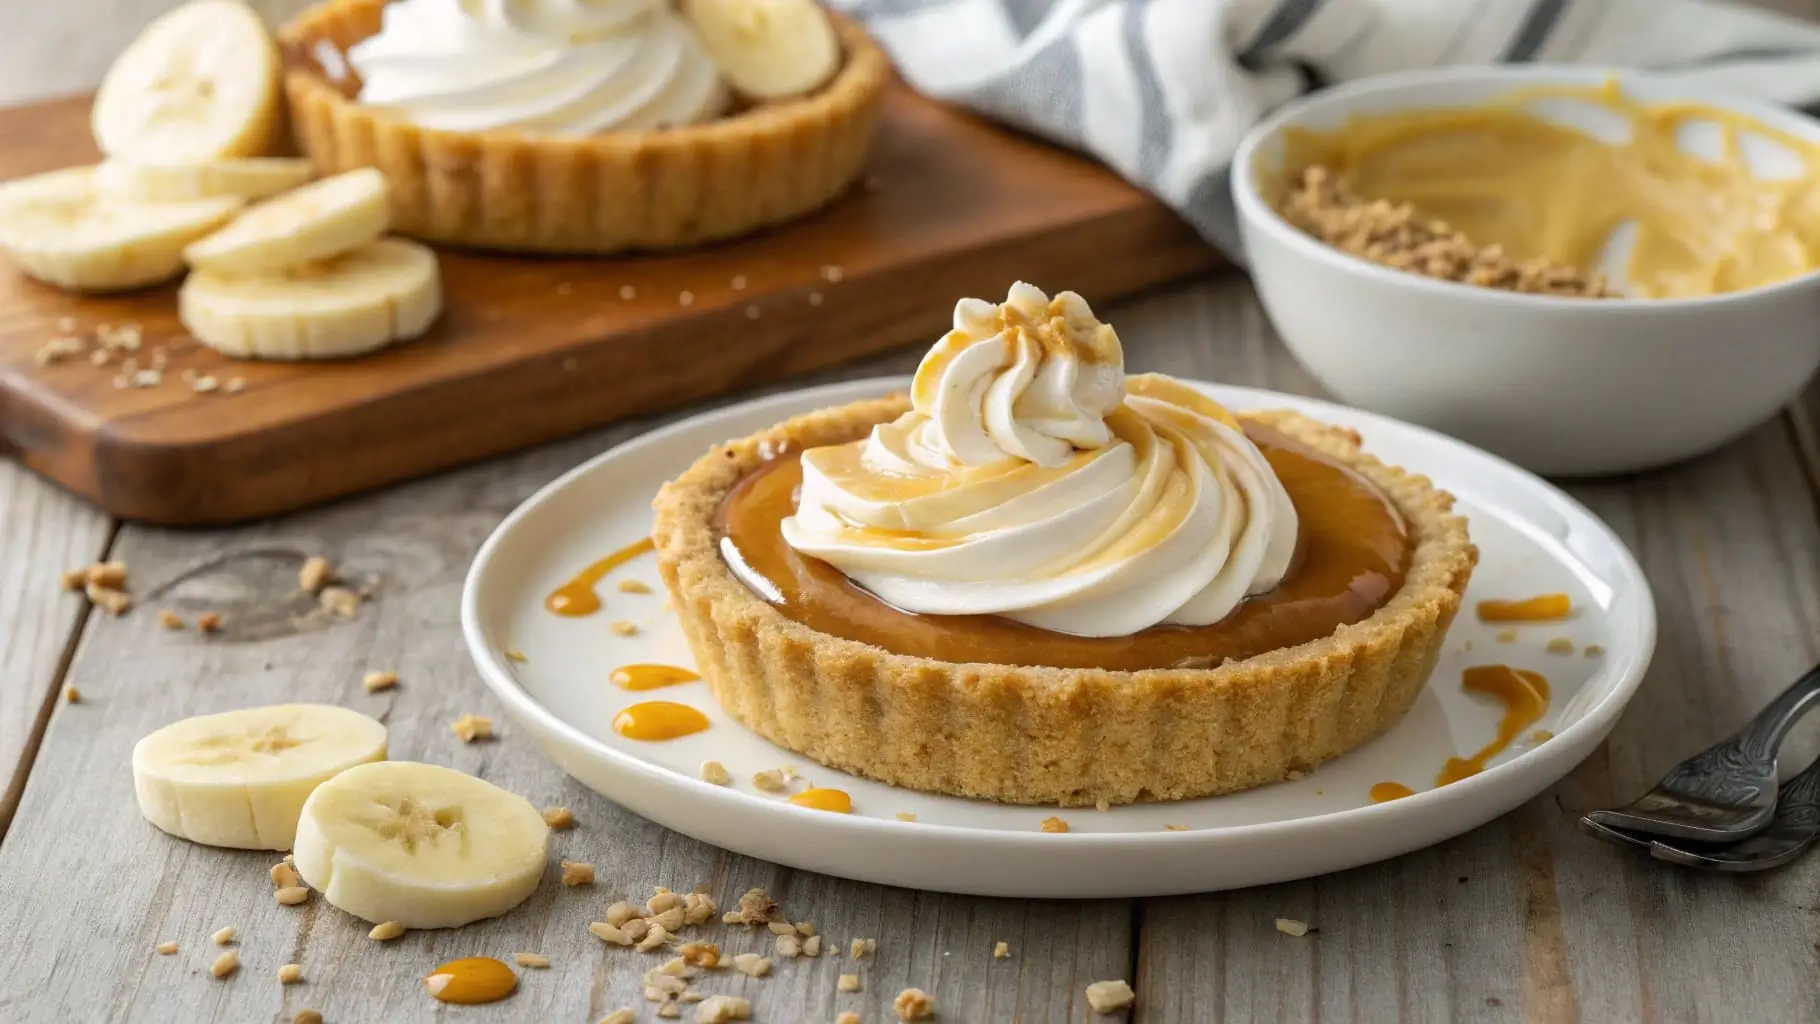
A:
1582;661;1820;843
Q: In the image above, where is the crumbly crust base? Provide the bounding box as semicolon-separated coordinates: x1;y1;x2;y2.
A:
279;0;888;253
653;395;1478;806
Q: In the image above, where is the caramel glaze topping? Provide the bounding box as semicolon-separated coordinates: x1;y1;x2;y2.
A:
717;424;1410;671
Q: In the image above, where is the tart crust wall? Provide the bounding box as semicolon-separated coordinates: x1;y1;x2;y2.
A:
279;0;888;253
653;396;1478;806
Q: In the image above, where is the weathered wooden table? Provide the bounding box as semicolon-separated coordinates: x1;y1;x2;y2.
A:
5;2;1820;1021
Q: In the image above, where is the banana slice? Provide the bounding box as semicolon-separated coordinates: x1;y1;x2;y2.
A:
132;704;388;851
180;237;441;360
92;0;282;162
0;166;242;292
97;158;315;202
682;0;841;101
292;761;550;929
185;167;391;275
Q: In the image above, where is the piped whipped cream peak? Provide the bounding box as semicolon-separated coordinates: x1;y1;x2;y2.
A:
779;283;1300;638
348;0;728;135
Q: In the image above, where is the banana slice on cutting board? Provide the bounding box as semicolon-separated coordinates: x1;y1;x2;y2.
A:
185;167;391;275
97;157;315;202
132;703;388;851
92;0;283;163
292;761;550;929
0;166;242;292
180;237;441;360
682;0;841;101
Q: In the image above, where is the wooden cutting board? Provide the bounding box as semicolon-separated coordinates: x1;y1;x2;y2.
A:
0;86;1218;525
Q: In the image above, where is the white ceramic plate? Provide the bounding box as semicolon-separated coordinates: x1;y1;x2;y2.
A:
462;379;1655;898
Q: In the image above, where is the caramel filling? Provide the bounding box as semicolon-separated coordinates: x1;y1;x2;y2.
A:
1276;83;1820;298
718;425;1410;670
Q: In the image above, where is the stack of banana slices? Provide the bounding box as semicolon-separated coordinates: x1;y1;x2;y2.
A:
134;704;551;930
0;0;441;361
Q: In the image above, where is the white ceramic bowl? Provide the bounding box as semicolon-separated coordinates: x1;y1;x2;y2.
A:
1232;66;1820;477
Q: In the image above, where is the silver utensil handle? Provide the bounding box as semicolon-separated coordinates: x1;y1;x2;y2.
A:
1736;661;1820;761
1654;662;1820;806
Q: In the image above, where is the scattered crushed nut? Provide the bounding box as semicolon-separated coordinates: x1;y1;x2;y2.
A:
802;934;823;957
369;921;406;941
895;812;916;822
196;612;223;633
601;1011;636;1024
562;860;596;886
767;921;797;936
993;941;1010;959
590;922;634;946
695;995;752;1022
649;906;685;932
212;927;236;945
505;648;528;662
1085;979;1136;1013
617;579;652;594
609;620;639;636
295;1011;323;1024
682;892;716;925
275;886;311;906
637;924;671;952
1040;816;1070;833
678;942;721;969
278;963;304;985
775;933;802;958
543;806;575;830
319;585;362;617
59;568;87;591
1163;824;1189;832
837;1014;859;1024
725;887;780;926
1276;918;1310;937
158;609;185;630
732;953;771;978
271;862;301;888
893;987;934;1020
1094;797;1110;812
1546;637;1576;655
623;918;651;942
607;901;642;928
155;940;178;955
362;669;398;693
1585;644;1606;658
699;761;730;786
1496;629;1519;643
1277;165;1614;298
86;583;132;617
515;953;551;968
838;973;861;992
849;937;876;960
451;713;494;743
210;950;239;979
649;890;684;915
87;561;127;588
752;769;788;793
62;686;80;704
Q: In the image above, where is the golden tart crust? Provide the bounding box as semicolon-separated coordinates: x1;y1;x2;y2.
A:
652;395;1477;806
279;0;889;253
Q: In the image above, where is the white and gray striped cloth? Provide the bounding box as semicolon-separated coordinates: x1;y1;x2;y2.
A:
831;0;1820;254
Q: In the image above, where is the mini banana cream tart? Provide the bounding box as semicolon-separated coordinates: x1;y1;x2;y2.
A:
654;283;1478;806
278;0;889;253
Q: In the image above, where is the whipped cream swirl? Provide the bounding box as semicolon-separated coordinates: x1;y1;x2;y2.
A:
348;0;727;135
780;283;1299;638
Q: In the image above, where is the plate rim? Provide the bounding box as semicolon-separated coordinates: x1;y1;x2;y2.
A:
460;376;1657;851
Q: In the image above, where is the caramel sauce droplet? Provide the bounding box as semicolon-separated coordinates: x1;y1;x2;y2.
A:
786;788;853;813
610;664;702;691
545;538;655;617
1436;665;1551;785
1370;782;1415;803
612;701;710;741
424;957;517;1005
1476;593;1571;622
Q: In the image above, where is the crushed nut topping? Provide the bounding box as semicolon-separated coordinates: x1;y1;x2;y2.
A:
506;648;528;662
210;950;239;979
1546;637;1576;655
637;924;671;952
86;583;132;617
1275;918;1310;937
699;760;731;786
775;933;802;958
682;892;717;925
767;921;798;936
156;940;178;955
87;561;127;588
1040;816;1070;833
895;812;917;822
1085;979;1136;1013
617;579;652;594
318;585;362;617
893;988;934;1020
993;941;1010;959
543;806;575;830
211;926;236;945
515;953;551;968
1585;644;1606;657
606;901;641;928
295;1011;323;1024
1496;629;1519;643
369;921;406;941
561;860;596;886
1277;165;1615;298
724;887;780;927
275;886;311;905
802;934;823;957
158;609;185;630
62;686;80;704
601;1011;636;1024
837;1015;859;1024
196;612;223;633
451;713;494;743
850;937;876;960
590;921;633;946
278;963;304;984
752;769;788;793
677;942;721;969
838;973;861;992
609;620;639;636
1163;824;1189;832
362;669;399;693
732;953;771;978
695;995;751;1022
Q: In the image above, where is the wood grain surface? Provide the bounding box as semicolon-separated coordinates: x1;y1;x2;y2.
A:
6;2;1820;1023
0;87;1214;525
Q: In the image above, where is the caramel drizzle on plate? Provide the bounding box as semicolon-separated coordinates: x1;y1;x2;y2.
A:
611;664;701;691
612;701;709;741
546;538;655;617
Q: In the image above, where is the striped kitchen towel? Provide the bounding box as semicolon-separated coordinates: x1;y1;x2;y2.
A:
830;0;1820;255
